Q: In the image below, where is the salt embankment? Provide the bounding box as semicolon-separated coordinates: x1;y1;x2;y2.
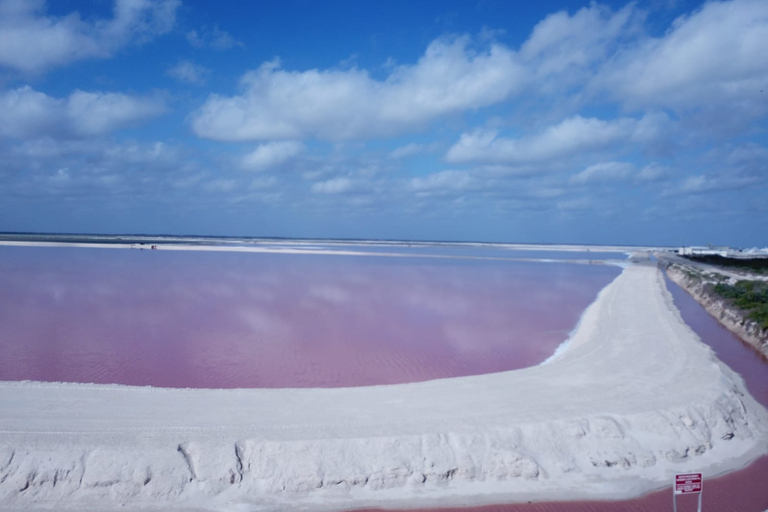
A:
0;261;767;512
665;260;768;358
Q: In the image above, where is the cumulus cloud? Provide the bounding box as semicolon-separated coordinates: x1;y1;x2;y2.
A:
446;116;638;165
191;37;525;141
3;0;765;239
636;163;668;182
570;161;634;185
521;2;638;89
186;26;242;50
0;86;165;139
598;0;768;113
2;137;190;202
2;135;287;210
311;177;356;194
410;170;473;192
389;143;429;159
0;0;179;73
679;174;759;194
241;141;304;171
725;143;768;174
189;2;768;146
664;144;767;196
166;60;210;84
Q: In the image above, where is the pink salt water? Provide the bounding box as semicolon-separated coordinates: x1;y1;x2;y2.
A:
0;245;618;388
353;275;768;512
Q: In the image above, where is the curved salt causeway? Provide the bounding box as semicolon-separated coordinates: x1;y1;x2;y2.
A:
1;261;767;511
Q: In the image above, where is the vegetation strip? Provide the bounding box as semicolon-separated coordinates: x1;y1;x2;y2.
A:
713;280;768;330
663;258;768;358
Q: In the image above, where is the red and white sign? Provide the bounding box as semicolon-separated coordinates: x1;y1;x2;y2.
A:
675;473;703;494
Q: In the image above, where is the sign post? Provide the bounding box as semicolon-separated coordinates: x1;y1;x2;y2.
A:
673;473;703;512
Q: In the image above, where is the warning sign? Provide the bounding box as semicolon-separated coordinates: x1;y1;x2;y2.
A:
675;473;703;494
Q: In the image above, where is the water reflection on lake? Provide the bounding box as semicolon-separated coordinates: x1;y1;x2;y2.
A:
0;245;619;388
350;273;768;512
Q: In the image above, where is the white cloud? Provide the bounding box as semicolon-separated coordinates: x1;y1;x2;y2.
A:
67;90;165;137
670;152;764;196
410;170;473;192
311;176;355;194
193;3;760;147
11;137;176;163
0;86;165;139
521;3;638;89
679;174;759;194
186;30;203;47
636;163;668;182
2;137;196;202
629;111;674;144
662;143;767;196
512;0;768;117
186;26;242;50
0;0;179;73
725;143;768;173
389;143;428;159
209;27;238;49
446;116;637;165
191;37;526;141
241;141;304;171
166;60;210;84
570;161;634;185
599;0;768;113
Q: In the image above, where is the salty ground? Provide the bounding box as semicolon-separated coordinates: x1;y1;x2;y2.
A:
0;242;767;512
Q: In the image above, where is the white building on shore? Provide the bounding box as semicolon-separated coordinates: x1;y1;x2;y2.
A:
678;246;768;258
678;246;730;257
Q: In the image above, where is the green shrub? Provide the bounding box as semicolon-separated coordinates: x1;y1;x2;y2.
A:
686;255;768;273
714;280;768;330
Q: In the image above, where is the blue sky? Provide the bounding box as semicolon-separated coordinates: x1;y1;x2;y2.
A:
0;0;766;246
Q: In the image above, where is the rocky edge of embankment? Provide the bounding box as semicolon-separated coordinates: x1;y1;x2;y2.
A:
664;261;768;358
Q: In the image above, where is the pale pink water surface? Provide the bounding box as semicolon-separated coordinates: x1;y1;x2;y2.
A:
353;275;768;512
0;245;619;388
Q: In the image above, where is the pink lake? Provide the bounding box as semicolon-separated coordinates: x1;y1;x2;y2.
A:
352;273;768;512
0;245;619;388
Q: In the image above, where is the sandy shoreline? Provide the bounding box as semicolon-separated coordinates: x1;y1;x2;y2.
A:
0;240;632;267
0;237;659;253
1;258;767;511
